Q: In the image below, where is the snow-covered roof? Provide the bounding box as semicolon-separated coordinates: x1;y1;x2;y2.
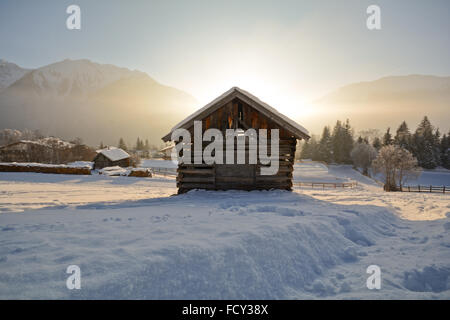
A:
162;87;310;141
96;147;130;162
159;144;175;152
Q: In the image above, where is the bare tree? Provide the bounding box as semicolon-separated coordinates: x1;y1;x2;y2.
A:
372;145;421;191
351;142;377;176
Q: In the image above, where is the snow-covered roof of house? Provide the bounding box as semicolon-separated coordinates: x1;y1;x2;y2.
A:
162;87;310;142
96;147;130;162
159;144;175;152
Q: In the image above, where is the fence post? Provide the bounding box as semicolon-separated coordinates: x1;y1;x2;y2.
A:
444;186;446;194
408;186;410;192
430;185;432;193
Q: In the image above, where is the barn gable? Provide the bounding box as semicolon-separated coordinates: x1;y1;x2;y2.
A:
162;87;310;142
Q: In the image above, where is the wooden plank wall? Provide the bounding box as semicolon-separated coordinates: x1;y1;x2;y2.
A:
176;98;298;193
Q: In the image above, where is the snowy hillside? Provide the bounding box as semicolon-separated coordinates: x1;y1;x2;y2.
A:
0;162;449;299
0;59;30;91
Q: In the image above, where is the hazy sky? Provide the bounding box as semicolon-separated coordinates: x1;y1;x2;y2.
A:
1;0;449;118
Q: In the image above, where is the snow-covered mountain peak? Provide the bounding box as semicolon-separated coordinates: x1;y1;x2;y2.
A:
29;59;152;98
0;59;30;90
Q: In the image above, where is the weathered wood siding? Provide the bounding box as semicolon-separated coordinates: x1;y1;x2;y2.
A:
176;98;298;193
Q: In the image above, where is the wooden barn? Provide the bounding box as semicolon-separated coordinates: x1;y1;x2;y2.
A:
162;87;310;193
93;147;130;169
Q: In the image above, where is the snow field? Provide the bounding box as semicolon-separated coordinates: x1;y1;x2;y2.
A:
0;161;449;299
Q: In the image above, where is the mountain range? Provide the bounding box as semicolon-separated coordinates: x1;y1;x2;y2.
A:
311;75;450;135
0;58;449;147
0;59;198;146
0;59;30;90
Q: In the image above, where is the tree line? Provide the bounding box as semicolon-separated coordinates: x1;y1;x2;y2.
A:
300;116;450;170
97;137;160;153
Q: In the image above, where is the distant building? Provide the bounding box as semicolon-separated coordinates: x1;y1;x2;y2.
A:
93;147;130;169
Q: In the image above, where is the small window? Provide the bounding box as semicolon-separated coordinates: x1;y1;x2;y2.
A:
238;103;243;121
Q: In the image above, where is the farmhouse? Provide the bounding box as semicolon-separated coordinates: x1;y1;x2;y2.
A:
162;87;310;193
93;147;130;169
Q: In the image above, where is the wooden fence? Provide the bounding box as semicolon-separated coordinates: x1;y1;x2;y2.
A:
295;181;358;189
400;185;449;194
149;167;177;177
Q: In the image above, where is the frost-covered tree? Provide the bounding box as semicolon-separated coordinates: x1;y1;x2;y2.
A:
351;142;377;176
372;145;420;191
71;137;83;145
395;147;421;188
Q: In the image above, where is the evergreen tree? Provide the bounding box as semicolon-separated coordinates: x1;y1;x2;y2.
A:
411;116;440;169
433;129;442;167
372;137;382;150
331;119;354;164
382;128;393;146
317;126;333;163
135;137;144;150
331;120;343;163
440;131;450;169
300;136;319;160
342;119;354;163
118;138;127;151
394;121;411;150
300;140;311;159
99;141;105;149
310;136;320;161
